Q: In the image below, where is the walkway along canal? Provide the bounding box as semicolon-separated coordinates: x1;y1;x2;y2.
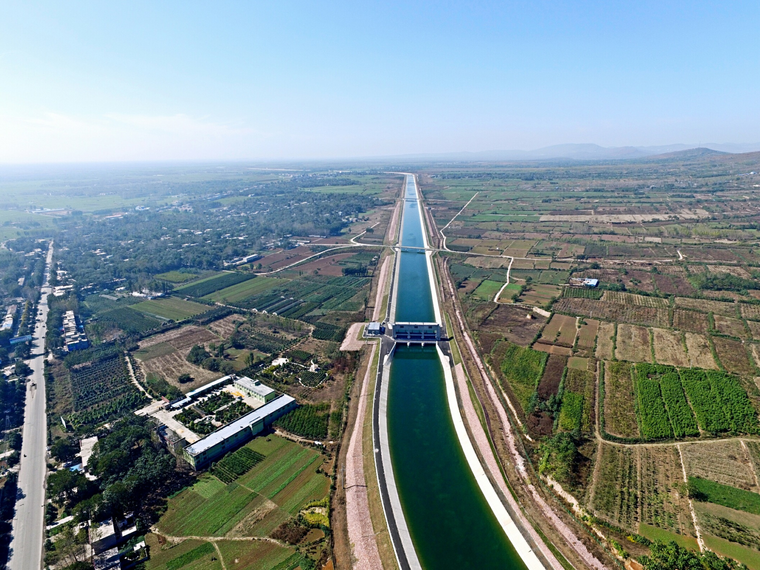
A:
375;175;544;569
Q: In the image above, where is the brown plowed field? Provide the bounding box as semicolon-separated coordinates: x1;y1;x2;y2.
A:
137;352;222;392
652;328;689;367
653;273;695;296
675;297;736;316
532;342;573;356
684;333;718;369
554;298;669;327
673;309;709;333
537;354;567;399
207;314;246;338
595;322;615;360
478;304;547;346
713;336;755;376
540;313;576;346
576;319;599;349
746;320;760;340
713;315;749;339
139;325;220;351
615;324;652;362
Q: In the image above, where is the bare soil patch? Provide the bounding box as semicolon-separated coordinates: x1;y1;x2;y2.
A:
615;324;652;363
527;411;554;436
293;253;356;277
537;354;567;399
554;298;669;327
207;314;246;338
478;304;547;346
713;315;749;339
684;333;718;369
746;320;760;340
139;325;220;351
576;319;599;350
533;342;573;356
713;336;755;376
595;322;615;360
137;351;222;392
652;328;689;367
541;313;576;346
673;309;709;333
740;304;760;321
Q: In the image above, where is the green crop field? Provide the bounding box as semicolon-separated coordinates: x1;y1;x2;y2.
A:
472;279;503;301
157;436;328;535
690;477;760;516
495;342;547;411
155;270;200;283
131;297;209;320
203;276;283;303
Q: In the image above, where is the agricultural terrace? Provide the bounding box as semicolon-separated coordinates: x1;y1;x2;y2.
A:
151;436;330;570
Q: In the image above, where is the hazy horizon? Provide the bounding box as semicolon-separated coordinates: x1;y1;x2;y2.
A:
2;1;759;163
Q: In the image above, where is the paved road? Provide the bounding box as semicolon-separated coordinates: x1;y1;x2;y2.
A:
8;243;53;570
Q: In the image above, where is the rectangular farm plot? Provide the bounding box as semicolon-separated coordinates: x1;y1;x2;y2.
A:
537;354;566;399
567;356;589;370
202;276;282;304
472;279;503;301
676;297;737;316
132;297;209;321
714;315;750;339
740;303;760;321
673;309;710;334
712;336;756;376
746;320;760;340
601;291;668;308
634;373;673;440
492;342;547;413
553;298;669;328
576;319;599;350
616;324;652;363
595;322;615;360
639;446;696;538
684;333;718;369
560;368;595;433
603;361;639;439
681;440;760;493
519;284;561;306
652;328;689;367
587;444;639;531
540;314;576;346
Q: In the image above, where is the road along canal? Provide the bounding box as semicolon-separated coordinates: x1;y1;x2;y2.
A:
379;175;540;569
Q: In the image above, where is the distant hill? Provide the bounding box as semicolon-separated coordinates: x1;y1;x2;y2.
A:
368;142;760;163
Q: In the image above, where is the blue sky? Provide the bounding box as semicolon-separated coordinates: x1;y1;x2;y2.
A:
1;1;758;162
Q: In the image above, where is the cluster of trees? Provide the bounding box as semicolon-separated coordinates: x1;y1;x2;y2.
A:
639;540;748;570
54;180;378;289
47;416;178;534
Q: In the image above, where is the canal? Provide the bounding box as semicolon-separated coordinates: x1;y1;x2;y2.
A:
386;175;527;568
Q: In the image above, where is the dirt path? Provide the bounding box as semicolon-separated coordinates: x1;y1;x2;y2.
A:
344;343;383;570
677;444;705;551
213;542;228;570
439;191;479;251
372;256;391;322
125;352;151;398
386;200;402;245
493;256;515;303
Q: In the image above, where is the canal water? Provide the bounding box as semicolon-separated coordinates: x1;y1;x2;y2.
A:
387;175;526;568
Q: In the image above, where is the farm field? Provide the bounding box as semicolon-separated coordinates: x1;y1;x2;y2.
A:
155;270;201;283
712;337;756;376
132;297;210;321
587;443;638;530
615;324;652;363
492;341;547;413
472;279;504;301
203;276;283;303
152;436;329;568
595;322;615;360
681;440;760;492
652;328;689;367
714;315;749;339
639;446;695;537
575;319;599;350
540;314;576;346
684;333;718;369
603;361;639;439
673;309;710;333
